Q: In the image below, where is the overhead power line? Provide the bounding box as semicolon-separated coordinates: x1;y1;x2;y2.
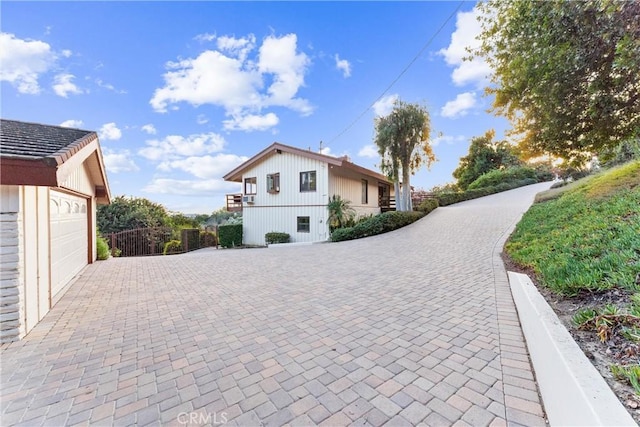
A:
327;0;466;145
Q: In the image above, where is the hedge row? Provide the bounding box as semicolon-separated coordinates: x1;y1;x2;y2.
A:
416;198;438;214
330;211;425;242
437;178;539;206
219;223;243;248
467;167;538;190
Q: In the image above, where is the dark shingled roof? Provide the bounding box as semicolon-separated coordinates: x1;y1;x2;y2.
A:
0;119;96;160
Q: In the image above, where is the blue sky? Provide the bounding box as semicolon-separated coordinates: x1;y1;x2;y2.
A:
1;1;508;214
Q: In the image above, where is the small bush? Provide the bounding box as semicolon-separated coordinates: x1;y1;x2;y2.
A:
265;232;291;244
163;240;183;255
219;223;243;248
416;198;438;214
331;211;424;242
97;234;110;260
200;231;217;247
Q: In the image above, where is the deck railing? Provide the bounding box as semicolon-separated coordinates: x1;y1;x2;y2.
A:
226;194;243;212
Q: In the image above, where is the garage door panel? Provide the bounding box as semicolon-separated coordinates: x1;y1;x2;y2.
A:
50;192;88;298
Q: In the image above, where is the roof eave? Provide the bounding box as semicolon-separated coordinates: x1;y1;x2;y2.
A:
223;142;343;182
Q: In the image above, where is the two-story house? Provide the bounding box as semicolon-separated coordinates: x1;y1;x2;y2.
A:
223;142;393;245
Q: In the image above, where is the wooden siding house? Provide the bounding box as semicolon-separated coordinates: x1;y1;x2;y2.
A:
223;142;393;245
0;119;111;342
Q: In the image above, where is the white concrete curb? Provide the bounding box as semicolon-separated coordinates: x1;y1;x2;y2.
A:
508;271;637;427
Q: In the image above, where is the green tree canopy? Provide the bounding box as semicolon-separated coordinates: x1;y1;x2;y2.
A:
473;0;640;164
374;99;436;211
453;130;522;190
97;196;170;234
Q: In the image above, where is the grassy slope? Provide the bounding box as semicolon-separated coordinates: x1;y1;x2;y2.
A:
506;161;640;296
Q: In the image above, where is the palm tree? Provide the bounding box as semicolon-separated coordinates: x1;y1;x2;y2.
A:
327;195;356;233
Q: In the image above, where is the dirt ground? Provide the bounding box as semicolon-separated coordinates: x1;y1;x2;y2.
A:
502;253;640;424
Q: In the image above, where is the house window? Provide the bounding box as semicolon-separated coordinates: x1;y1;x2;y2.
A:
300;171;316;192
244;177;257;195
362;179;368;204
267;173;280;193
297;216;310;232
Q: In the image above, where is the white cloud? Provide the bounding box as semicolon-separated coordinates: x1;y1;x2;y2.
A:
103;148;139;173
358;145;379;159
320;147;332;156
441;92;477;118
139;132;226;161
258;34;312;114
372;94;399;117
432;134;466;147
335;54;351;78
194;32;216;43
61;49;72;58
150;33;312;131
223;112;279;132
96;78;126;94
142;178;240;196
197;114;209;125
217;34;256;61
0;32;55;94
438;8;491;87
158;154;248;179
53;73;83;97
59;119;83;128
141;124;157;135
98;122;122;141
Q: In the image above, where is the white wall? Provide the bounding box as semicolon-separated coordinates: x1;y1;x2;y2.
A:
241;152;330;245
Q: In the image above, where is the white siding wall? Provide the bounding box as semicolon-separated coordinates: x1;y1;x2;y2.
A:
0;186;22;343
61;162;94;196
328;171;382;218
241;152;330;245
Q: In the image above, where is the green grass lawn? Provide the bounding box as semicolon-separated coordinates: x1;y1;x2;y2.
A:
506;161;640;296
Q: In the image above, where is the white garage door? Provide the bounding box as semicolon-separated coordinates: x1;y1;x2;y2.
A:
50;191;88;298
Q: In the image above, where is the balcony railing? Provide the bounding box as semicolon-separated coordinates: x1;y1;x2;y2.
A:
226;194;243;212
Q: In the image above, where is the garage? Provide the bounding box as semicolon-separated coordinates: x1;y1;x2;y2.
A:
0;119;111;343
49;191;89;299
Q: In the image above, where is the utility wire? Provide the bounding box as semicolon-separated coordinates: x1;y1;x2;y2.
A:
327;0;466;145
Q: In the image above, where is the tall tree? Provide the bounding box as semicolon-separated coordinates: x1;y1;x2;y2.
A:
374;100;436;211
453;130;522;190
472;0;640;164
97;196;170;234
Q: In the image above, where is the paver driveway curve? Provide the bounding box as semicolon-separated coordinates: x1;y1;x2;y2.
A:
1;183;552;426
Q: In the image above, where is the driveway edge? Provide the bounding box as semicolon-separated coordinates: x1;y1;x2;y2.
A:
508;271;636;427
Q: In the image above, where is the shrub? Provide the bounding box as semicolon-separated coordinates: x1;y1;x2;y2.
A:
416;198;438;214
96;233;110;260
163;240;183;255
468;167;537;190
331;211;424;242
219;223;242;248
265;232;291;244
200;231;217;247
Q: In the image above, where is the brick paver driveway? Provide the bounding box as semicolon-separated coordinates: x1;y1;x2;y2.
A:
1;183;552;426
